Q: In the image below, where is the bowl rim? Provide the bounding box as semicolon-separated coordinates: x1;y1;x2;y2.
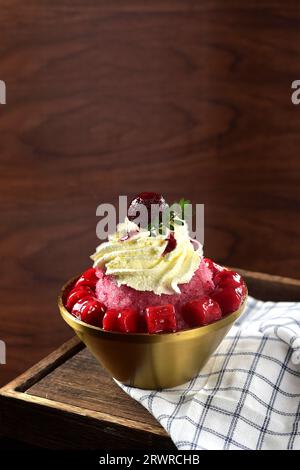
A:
58;275;247;342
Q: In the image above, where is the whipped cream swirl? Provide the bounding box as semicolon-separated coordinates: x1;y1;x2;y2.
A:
91;218;202;295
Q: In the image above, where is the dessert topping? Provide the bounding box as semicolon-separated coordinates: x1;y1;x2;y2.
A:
75;268;98;289
91;217;202;295
102;307;142;333
145;304;177;334
211;287;245;315
181;296;222;327
66;285;94;311
128;192;167;227
162;232;177;256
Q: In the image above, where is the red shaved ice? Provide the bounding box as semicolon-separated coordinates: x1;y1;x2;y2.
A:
95;259;214;329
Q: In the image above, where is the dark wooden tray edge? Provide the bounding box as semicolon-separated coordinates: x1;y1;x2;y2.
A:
0;344;172;448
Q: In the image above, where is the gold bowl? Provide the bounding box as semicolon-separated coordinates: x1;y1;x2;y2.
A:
59;277;247;389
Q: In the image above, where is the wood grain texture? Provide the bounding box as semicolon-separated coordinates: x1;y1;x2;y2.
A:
0;394;174;450
2;337;83;393
0;341;174;449
0;1;300;386
0;270;299;450
28;349;164;433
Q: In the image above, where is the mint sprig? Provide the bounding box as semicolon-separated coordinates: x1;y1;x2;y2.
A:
177;198;191;220
147;198;190;236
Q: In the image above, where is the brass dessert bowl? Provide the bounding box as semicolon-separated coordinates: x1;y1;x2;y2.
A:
58;277;247;389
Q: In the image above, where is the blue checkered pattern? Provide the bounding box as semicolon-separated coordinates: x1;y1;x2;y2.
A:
119;297;300;450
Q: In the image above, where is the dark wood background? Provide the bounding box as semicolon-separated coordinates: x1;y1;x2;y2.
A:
0;0;300;386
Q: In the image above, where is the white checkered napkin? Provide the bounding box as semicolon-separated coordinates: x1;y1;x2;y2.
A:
118;297;300;450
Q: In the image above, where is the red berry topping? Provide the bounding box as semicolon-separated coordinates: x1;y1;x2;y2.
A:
81;299;106;326
65;286;94;311
145;304;177;334
212;269;246;315
75;268;98;289
128;192;167;227
117;308;141;333
203;258;224;278
102;308;143;333
236;283;247;301
138;313;148;333
72;298;106;327
181;296;222;327
214;270;244;289
103;309;119;332
163;232;177;255
72;298;92;318
211;287;244;316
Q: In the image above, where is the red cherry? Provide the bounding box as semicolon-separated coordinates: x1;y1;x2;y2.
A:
103;309;119;332
203;257;214;271
181;296;222;327
72;298;92;319
75;268;98;289
102;308;144;333
163;232;177;256
72;298;106;327
80;299;106;327
65;286;94;311
117;308;140;333
145;304;177;334
214;270;244;289
211;287;243;316
236;283;247;301
138;313;148;333
203;258;224;278
128;192;167;227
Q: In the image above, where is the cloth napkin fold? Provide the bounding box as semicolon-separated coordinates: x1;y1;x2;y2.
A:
119;296;300;450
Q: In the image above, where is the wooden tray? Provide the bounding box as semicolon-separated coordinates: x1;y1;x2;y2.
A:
1;269;300;450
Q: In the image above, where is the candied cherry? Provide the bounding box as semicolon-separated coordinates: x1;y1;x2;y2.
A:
128;192;167;227
102;308;141;333
75;268;98;289
203;258;224;278
81;299;106;326
66;285;94;311
211;287;244;316
138;313;148;333
214;269;244;289
103;309;119;332
72;298;106;327
163;232;177;256
72;298;91;319
212;269;246;315
236;283;247;300
181;296;222;327
145;304;177;334
117;308;141;333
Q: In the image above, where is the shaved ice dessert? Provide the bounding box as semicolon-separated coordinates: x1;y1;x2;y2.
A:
64;192;247;334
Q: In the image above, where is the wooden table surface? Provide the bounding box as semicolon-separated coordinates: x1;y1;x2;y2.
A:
1;1;300;387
